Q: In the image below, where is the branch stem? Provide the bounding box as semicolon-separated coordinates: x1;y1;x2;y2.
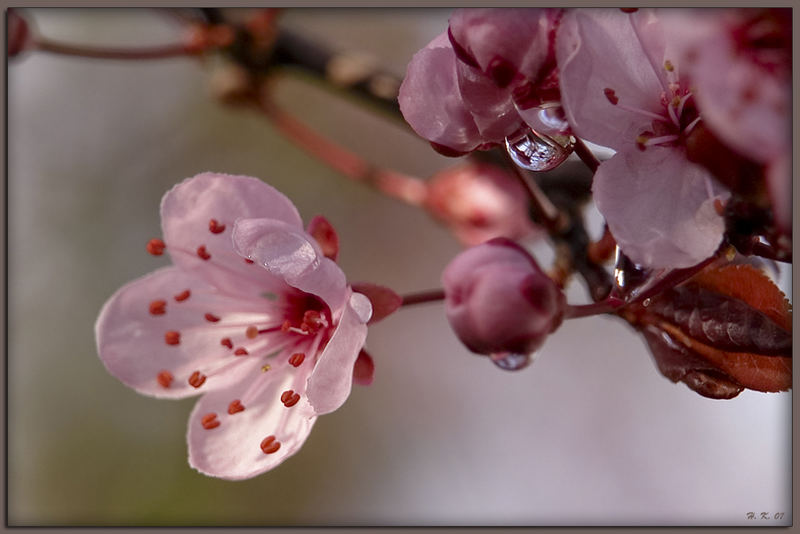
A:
34;38;196;60
399;289;446;307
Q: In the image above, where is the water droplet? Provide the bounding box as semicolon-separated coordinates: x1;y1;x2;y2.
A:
505;127;572;172
516;102;570;135
489;352;533;371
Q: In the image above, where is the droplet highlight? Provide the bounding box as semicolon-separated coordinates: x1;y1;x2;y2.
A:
489;352;533;371
505;127;572;172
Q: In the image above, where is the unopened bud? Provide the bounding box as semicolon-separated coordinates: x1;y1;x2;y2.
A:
442;238;565;356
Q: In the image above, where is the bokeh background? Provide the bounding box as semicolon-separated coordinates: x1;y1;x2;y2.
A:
7;8;792;526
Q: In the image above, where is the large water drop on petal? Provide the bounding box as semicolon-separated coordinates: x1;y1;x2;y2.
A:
516;102;570;136
489;351;534;371
504;127;573;172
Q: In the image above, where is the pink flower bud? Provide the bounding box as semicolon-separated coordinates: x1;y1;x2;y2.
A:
7;10;32;58
442;238;565;356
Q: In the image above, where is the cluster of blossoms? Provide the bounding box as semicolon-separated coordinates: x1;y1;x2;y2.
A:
86;7;791;480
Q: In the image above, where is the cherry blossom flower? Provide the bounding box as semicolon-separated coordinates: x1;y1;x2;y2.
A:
399;8;563;155
95;172;372;480
442;238;565;357
556;8;728;269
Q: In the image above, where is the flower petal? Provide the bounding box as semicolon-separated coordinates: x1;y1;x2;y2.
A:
398;32;483;153
187;366;316;480
306;215;339;261
556;9;667;149
593;146;726;269
306;293;370;414
160;172;303;299
95;267;265;399
232;218;348;313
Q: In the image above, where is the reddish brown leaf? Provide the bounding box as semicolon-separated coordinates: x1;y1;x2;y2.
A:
351;282;402;324
625;263;792;398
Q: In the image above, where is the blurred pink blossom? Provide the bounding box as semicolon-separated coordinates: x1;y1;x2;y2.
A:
96;173;372;479
442;238;565;357
556;8;728;269
425;162;539;246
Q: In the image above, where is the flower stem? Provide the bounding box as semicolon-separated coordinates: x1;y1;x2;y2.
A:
399;289;446;307
573;138;600;174
33;38;197;60
257;94;428;206
503;151;568;233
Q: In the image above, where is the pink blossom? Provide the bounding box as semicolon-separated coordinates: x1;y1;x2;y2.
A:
399;9;563;155
425;162;539;246
556;8;728;269
442;238;565;356
95;173;372;480
8;9;32;58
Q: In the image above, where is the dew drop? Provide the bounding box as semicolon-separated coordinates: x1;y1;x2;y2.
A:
504;127;572;172
489;352;533;371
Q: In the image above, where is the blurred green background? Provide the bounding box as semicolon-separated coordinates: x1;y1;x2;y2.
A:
7;8;791;526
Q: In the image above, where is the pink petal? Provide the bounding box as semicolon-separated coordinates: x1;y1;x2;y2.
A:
398;32;483;153
351;282;402;324
593;145;726;269
306;215;339;261
306;292;370;414
187;365;316;480
766;153;791;235
160;172;303;299
352;349;375;386
448;8;559;87
232;218;348;313
556;9;668;149
454;60;522;143
95;267;266;399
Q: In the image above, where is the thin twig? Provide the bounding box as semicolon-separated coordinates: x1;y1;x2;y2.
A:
34;38;197;60
400;289;446;307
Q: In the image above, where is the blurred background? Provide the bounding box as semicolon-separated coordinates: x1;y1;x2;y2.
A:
7;8;792;526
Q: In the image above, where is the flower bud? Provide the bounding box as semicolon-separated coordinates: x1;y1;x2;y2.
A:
425;162;538;246
442;238;565;356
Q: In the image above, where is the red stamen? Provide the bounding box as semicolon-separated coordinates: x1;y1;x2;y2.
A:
245;325;259;339
197;245;211;260
146;238;166;256
156;370;173;388
174;289;191;302
149;299;167;315
234;347;249;356
288;352;305;367
260;435;281;454
209;218;226;234
280;390;300;407
165;330;181;345
205;313;221;323
189;371;207;388
220;337;233;349
244;258;255;264
603;88;619;105
201;412;220;430
228;399;245;414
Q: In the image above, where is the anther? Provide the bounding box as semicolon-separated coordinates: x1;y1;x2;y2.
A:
260;435;281;454
220;337;233;349
174;289;191;302
156;370;173;388
197;245;211;260
603;88;619;105
188;371;207;388
664;60;674;72
244;258;255;264
165;330;181;345
288;352;305;367
146;238;166;256
620;8;638;13
209;218;226;234
201;412;220;430
246;325;259;339
234;347;249;356
149;299;167;315
205;313;221;323
261;364;271;372
228;399;245;414
280;390;300;407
